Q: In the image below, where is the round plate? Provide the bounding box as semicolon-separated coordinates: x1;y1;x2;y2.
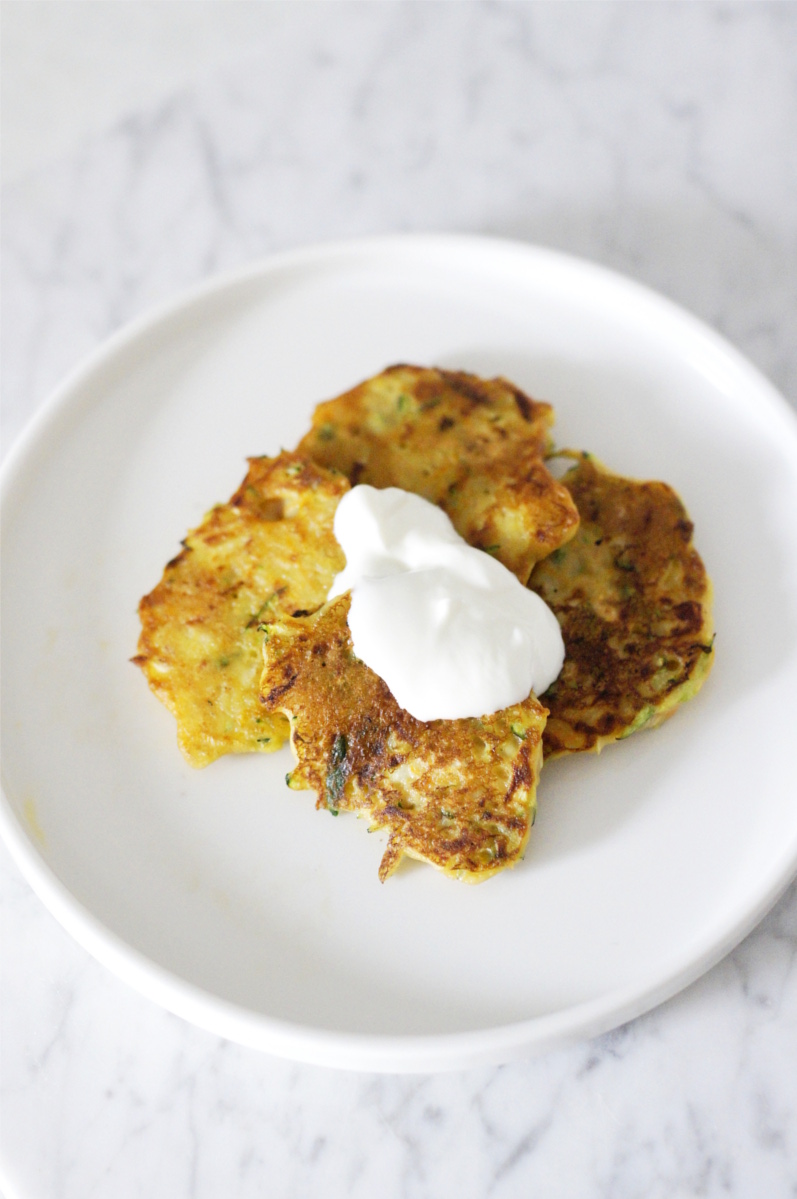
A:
3;235;797;1072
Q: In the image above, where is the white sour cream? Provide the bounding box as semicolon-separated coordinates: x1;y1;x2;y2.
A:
328;486;565;722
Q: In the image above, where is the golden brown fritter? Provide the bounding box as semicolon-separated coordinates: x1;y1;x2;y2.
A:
134;453;349;767
529;454;714;759
260;595;548;882
298;365;579;582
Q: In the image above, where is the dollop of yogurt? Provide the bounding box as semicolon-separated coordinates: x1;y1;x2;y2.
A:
328;486;565;722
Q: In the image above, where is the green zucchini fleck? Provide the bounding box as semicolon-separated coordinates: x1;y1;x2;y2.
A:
325;733;348;814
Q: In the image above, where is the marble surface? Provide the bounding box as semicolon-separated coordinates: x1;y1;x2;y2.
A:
2;4;797;1196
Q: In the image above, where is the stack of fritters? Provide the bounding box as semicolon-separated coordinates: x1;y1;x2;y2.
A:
136;367;714;881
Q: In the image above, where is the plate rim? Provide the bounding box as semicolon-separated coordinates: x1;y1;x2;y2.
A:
3;792;797;1073
3;232;797;1072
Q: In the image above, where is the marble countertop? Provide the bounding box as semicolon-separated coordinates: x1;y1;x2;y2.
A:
2;5;796;1196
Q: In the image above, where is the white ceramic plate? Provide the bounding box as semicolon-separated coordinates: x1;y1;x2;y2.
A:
3;235;797;1073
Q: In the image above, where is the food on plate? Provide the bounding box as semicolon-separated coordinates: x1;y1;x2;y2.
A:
529;453;714;759
134;364;715;884
134;452;348;767
298;364;579;583
259;595;547;882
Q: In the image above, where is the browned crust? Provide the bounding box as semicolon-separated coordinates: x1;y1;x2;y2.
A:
260;595;547;882
134;452;349;767
530;454;714;758
297;365;578;582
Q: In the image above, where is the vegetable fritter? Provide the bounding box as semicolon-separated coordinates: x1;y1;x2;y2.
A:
260;595;548;882
298;365;579;583
529;454;714;759
134;453;348;767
